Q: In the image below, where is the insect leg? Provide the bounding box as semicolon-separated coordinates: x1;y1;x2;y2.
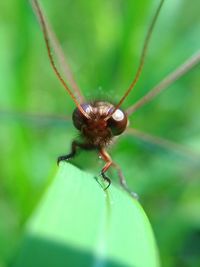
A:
125;127;200;164
57;141;92;165
99;148;112;190
99;148;138;198
112;162;139;199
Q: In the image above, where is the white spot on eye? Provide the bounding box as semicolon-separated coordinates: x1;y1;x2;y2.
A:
112;109;124;121
85;105;92;113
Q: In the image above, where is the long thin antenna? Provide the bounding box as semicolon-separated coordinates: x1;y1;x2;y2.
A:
126;51;200;115
31;0;90;119
106;0;164;120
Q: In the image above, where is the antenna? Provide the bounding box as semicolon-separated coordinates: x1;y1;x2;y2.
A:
105;0;164;120
31;0;90;119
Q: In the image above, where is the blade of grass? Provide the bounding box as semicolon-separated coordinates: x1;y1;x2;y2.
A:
14;162;159;267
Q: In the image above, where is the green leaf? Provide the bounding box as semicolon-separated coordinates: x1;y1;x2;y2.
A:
14;163;159;267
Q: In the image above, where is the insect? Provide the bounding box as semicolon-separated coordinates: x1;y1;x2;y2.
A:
31;0;200;197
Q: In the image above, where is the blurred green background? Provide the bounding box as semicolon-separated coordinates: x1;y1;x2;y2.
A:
0;0;200;266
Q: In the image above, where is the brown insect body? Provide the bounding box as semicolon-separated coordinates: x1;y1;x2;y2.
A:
73;101;128;148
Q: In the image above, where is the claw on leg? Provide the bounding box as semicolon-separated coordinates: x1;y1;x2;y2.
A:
101;171;111;190
57;154;72;165
57;140;80;166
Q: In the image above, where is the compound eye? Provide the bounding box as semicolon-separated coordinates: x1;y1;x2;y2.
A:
108;108;128;136
72;103;92;130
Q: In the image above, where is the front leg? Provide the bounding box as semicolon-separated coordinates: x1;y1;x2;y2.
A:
57;140;93;165
99;148;138;198
99;148;113;190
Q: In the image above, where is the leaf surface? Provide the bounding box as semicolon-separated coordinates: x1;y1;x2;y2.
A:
14;163;159;267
